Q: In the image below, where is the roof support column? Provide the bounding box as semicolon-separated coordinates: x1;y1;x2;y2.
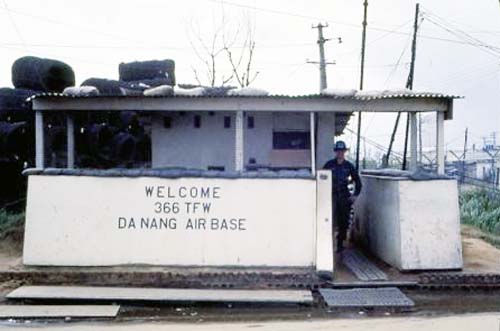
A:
235;110;244;172
310;112;316;176
410;112;418;171
35;110;44;168
436;111;445;175
66;112;75;169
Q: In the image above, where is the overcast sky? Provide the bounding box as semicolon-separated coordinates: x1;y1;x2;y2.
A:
0;0;499;158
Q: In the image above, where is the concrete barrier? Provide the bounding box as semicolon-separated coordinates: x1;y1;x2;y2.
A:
353;174;463;271
23;171;333;276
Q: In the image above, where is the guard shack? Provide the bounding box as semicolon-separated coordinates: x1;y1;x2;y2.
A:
22;90;462;282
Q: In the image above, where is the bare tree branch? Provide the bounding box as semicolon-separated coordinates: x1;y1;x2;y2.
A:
188;8;258;87
191;66;202;86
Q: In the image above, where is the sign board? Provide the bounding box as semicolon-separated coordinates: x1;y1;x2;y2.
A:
23;175;319;267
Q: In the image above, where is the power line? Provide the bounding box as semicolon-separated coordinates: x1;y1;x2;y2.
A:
0;41;321;50
1;0;27;52
1;2;496;54
205;0;500;49
384;30;414;87
421;8;500;58
206;0;361;28
345;127;404;160
0;6;150;47
424;18;500;58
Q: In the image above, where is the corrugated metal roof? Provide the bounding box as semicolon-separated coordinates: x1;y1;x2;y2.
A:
26;91;462;102
353;92;462;100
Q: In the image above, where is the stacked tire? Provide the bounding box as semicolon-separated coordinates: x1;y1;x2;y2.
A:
1;57;177;207
76;59;175;167
1;56;75;209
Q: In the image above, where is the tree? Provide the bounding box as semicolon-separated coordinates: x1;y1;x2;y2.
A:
187;7;258;87
223;15;258;87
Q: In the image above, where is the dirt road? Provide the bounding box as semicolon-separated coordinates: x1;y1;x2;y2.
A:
1;313;500;330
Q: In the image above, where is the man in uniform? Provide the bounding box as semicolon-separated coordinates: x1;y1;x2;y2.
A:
323;141;362;253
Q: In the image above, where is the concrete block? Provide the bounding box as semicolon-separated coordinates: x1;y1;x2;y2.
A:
354;175;462;270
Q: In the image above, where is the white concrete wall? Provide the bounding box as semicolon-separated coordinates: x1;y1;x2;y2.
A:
152;112;237;171
398;179;463;270
315;170;334;277
354;175;463;270
151;112;335;170
353;176;402;268
23;175;321;268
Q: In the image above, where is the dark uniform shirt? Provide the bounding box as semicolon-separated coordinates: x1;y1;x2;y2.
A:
322;158;362;201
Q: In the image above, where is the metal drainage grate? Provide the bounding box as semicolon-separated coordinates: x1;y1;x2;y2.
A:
319;287;414;308
342;249;388;281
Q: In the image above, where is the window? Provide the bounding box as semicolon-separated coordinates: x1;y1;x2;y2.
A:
208;166;225;171
194;115;201;128
163;116;172;129
272;132;310;150
247;116;255;129
224;116;231;128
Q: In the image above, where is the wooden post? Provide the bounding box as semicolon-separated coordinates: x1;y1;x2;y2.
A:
66;113;75;169
410;112;418;171
35;110;44;168
310;112;316;176
436;111;445;175
235;111;244;172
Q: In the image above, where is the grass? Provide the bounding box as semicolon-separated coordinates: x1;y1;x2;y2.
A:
460;188;500;248
0;209;25;251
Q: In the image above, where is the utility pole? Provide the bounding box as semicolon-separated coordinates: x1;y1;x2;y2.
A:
309;23;334;173
402;3;420;170
461;128;468;183
356;0;368;171
385;3;420;169
418;113;423;165
463;127;468;160
310;23;334;91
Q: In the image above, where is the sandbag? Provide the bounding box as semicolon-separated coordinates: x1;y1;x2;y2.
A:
178;84;235;97
112;132;137;161
81;78;124;96
0;121;28;159
45;125;66;152
119;59;175;85
63;86;99;97
0;159;27;211
122;78;174;91
119;111;139;129
134;132;151;163
109;111;141;133
143;85;173;96
12;56;75;92
0;88;36;122
78;123;113;156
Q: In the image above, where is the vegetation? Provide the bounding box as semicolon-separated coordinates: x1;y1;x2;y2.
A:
0;209;24;246
460;188;500;247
